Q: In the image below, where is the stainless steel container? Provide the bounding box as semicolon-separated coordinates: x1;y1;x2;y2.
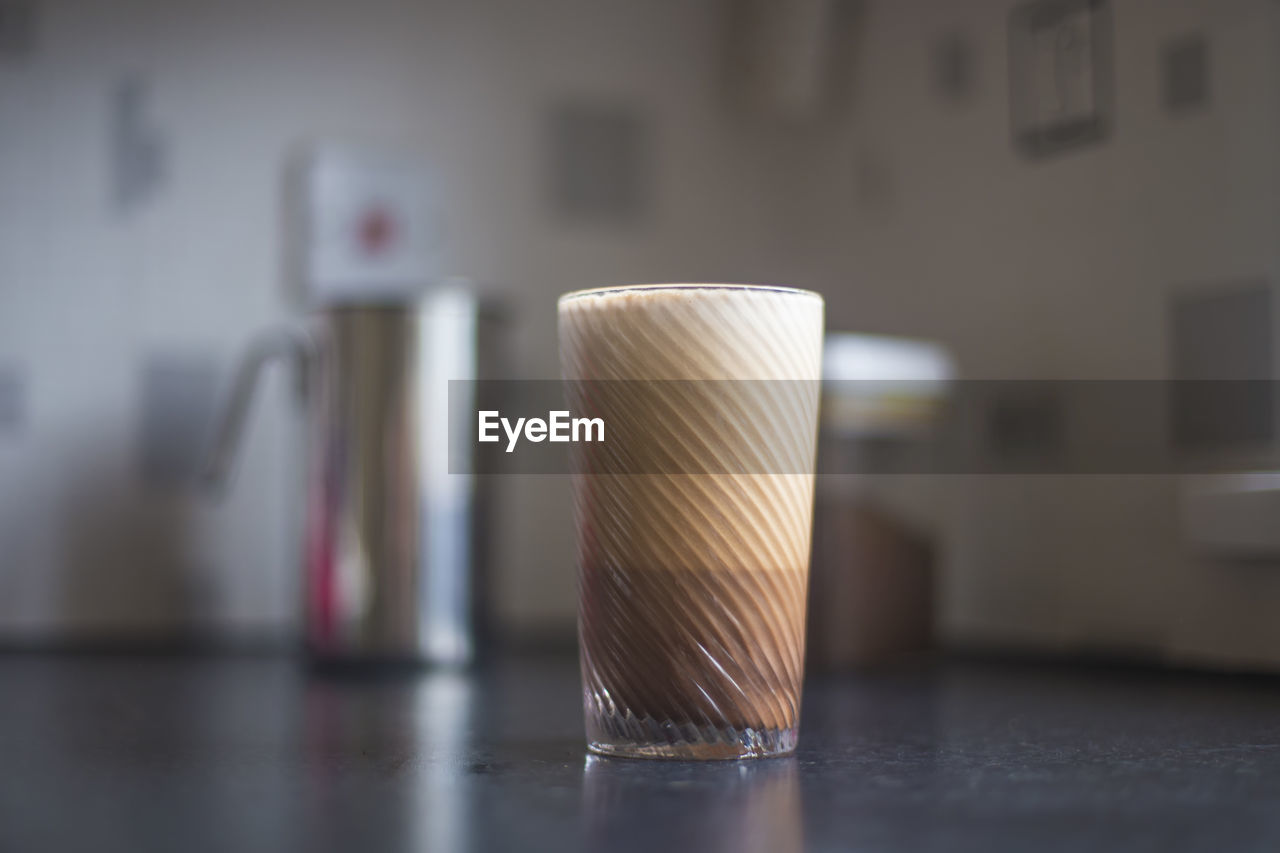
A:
206;290;497;666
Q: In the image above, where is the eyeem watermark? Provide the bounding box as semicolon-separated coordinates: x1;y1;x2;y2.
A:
478;410;605;453
456;379;1280;474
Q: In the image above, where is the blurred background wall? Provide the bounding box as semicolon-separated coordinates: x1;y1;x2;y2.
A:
825;0;1280;667
0;0;832;642
3;0;1280;666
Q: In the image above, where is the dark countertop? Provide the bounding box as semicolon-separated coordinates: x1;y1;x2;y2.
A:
3;653;1280;852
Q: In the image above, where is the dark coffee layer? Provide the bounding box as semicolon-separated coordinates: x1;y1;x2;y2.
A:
579;563;808;732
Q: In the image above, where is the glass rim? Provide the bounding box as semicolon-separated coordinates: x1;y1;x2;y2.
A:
558;283;823;305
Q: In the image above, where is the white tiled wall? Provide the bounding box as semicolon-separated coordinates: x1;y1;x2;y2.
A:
810;0;1280;668
0;0;830;640
6;0;1280;667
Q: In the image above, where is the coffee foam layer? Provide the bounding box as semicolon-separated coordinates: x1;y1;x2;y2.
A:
559;286;823;381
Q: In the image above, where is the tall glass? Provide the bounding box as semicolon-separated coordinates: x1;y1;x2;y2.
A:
558;284;825;759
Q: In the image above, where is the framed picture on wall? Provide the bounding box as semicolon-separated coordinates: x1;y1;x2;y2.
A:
1008;0;1113;158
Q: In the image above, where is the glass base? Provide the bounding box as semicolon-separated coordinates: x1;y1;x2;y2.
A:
586;711;798;760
